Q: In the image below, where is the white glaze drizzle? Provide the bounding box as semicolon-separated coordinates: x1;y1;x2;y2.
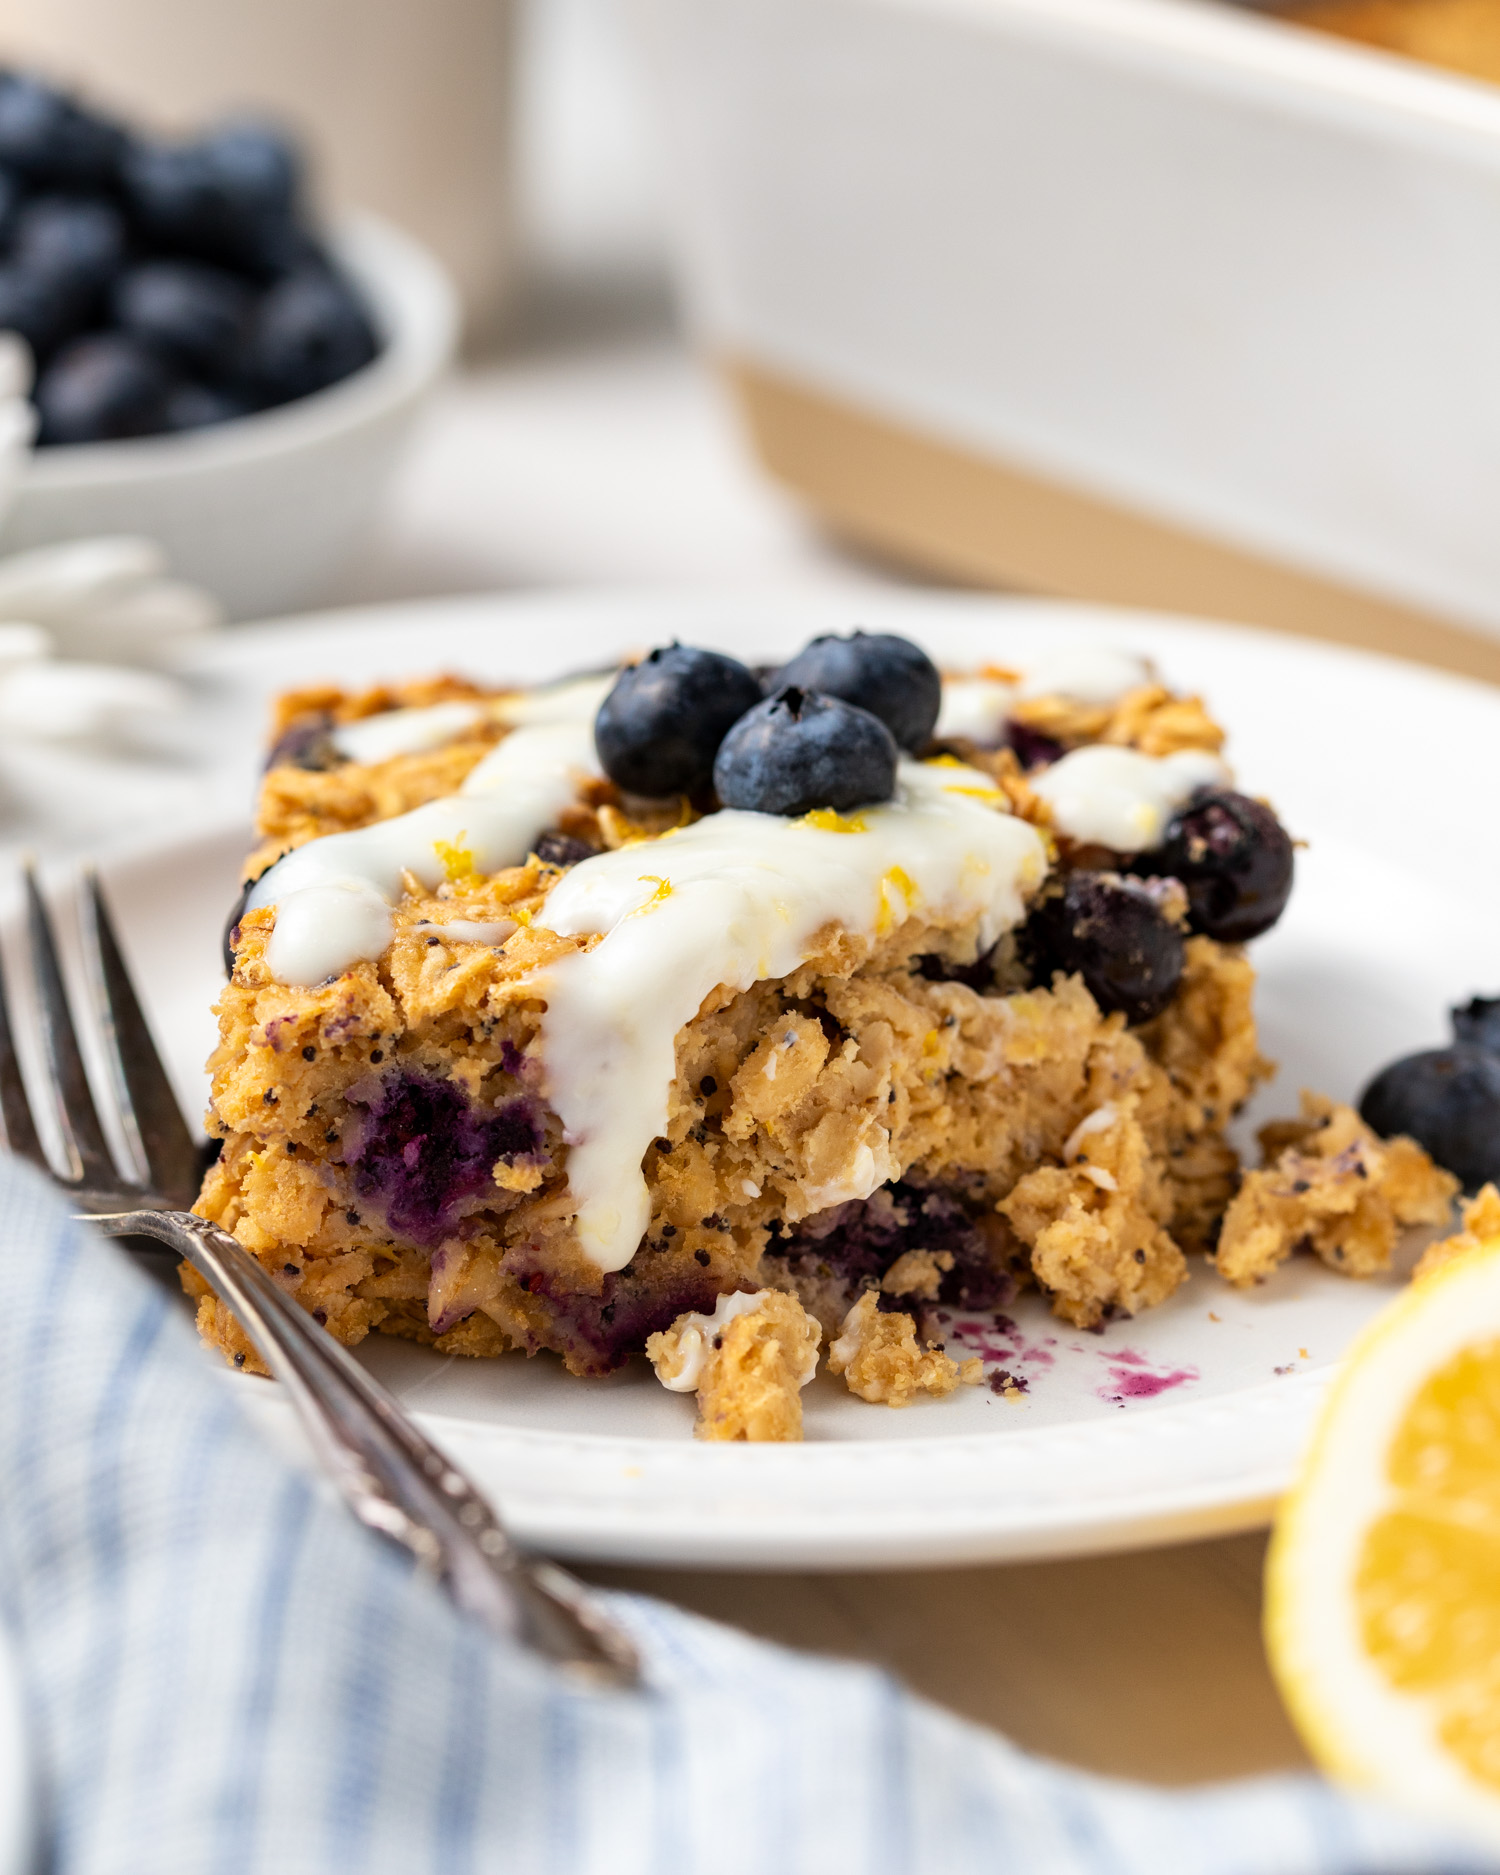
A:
330;700;486;765
934;648;1152;748
1031;745;1226;852
325;671;615;767
650;1289;811;1393
533;758;1047;1272
934;677;1014;745
416;917;518;946
250;719;600;987
1017;646;1153;705
492;671;615;728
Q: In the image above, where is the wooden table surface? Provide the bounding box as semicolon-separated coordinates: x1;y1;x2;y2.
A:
330;318;1492;1788
584;1535;1308;1786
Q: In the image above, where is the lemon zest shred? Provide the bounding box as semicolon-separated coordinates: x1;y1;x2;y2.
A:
629;874;672;916
799;806;870;834
433;835;479;885
885;864;918;907
873;864;919;937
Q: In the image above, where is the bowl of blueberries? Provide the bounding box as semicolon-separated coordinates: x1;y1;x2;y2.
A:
0;70;457;619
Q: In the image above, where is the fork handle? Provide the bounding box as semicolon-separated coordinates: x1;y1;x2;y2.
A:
90;1209;638;1689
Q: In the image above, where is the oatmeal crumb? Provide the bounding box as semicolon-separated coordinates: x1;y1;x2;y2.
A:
1414;1183;1500;1283
1216;1091;1458;1286
880;1248;954;1303
646;1290;821;1443
826;1290;981;1406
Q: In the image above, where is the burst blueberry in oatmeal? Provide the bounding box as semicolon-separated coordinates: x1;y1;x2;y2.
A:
191;633;1450;1441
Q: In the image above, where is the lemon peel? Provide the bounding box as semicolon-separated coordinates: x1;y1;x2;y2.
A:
1267;1228;1500;1839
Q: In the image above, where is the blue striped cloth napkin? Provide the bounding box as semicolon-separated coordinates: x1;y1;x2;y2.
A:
0;1152;1492;1875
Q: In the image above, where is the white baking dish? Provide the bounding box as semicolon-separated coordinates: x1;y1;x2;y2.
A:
631;0;1500;662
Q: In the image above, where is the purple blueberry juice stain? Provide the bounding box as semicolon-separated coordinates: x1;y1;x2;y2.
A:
951;1317;1055;1369
347;1069;542;1247
1097;1354;1199;1407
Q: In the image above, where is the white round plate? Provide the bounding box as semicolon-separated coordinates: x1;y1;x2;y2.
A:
83;589;1500;1567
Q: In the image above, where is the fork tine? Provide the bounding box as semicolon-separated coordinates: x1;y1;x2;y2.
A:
23;863;115;1189
79;870;200;1208
0;914;46;1169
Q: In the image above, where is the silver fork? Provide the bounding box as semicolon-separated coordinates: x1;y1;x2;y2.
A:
0;862;638;1689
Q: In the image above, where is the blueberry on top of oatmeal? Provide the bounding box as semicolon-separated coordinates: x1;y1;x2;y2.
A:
1018;871;1185;1024
713;685;898;815
770;630;942;752
594;642;762;797
1145;788;1293;943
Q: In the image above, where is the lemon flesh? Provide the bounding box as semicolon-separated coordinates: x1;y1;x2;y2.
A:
1268;1242;1500;1835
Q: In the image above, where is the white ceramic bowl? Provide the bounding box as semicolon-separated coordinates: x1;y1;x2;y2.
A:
0;213;459;621
632;0;1500;652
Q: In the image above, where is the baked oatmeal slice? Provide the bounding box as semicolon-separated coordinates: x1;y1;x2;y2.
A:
193;633;1304;1435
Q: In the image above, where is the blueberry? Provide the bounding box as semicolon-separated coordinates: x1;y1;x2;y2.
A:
113;260;252;378
771;631;942;751
1018;872;1185;1024
12;194;126;294
34;333;176;445
0;263;87;363
594;644;762;796
1006;723;1064;770
201;120;302;220
0;75;125;189
120;136;311;278
1453;997;1500;1055
222;878;254;977
0;167;24;247
162;380;251;433
246;267;377;401
533;831;599;868
918;945;998;992
1359;1047;1500;1191
1143;789;1293;944
120;139;234;255
349;1070;542;1248
713;686;899;816
265;719;337;771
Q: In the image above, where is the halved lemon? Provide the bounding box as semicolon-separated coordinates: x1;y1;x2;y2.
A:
1267;1206;1500;1836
